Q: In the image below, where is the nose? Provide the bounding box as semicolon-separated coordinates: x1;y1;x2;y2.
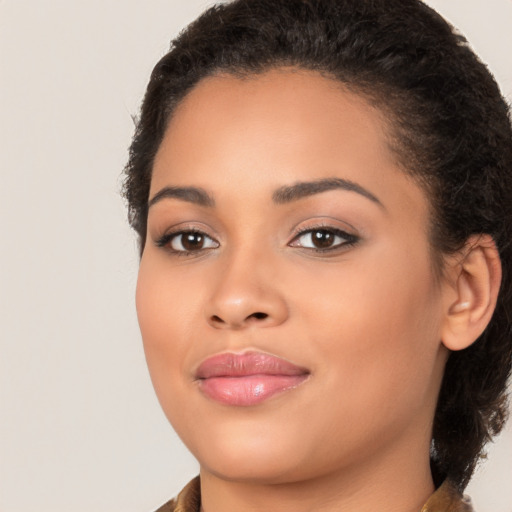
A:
205;255;288;330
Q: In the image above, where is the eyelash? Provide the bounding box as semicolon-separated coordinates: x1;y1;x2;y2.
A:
289;225;359;253
155;225;359;256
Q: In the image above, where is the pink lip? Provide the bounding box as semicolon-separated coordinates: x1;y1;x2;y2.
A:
195;351;310;406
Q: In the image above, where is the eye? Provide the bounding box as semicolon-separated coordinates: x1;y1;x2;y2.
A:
156;230;219;254
289;227;358;251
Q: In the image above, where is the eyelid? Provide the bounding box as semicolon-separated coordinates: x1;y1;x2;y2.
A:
152;220;219;243
289;218;358;239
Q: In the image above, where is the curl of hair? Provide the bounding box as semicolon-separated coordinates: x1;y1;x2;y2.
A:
123;0;512;490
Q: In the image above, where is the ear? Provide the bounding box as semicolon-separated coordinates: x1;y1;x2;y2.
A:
441;234;502;351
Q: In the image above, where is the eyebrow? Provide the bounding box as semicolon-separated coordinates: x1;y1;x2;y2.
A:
148;177;383;210
148;186;215;208
272;178;383;207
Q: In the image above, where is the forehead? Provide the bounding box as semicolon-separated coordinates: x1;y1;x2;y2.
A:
154;70;392;183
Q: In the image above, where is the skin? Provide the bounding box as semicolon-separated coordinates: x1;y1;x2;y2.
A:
136;69;497;512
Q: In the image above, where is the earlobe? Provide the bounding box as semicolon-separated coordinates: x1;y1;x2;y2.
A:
441;234;502;351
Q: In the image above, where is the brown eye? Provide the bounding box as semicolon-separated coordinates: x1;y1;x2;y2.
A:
169;231;219;252
290;228;358;251
310;230;336;248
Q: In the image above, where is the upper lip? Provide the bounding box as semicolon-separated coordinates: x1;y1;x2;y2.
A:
195;351;310;379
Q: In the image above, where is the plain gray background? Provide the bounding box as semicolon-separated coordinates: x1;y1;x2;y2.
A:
1;1;511;510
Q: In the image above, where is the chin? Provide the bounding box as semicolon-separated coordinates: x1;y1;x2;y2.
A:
175;414;312;484
199;450;308;485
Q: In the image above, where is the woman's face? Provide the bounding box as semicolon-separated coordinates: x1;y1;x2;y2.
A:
137;69;450;484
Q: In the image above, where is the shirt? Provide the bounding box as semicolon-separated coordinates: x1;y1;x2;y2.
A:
154;476;475;512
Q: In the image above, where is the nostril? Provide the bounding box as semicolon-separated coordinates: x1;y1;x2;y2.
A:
248;312;268;320
208;311;270;328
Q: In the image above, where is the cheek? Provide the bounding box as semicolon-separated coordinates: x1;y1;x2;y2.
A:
290;243;443;404
136;255;203;340
135;257;199;405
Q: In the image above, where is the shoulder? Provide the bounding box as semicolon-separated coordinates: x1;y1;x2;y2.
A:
153;497;177;512
152;477;201;512
153;496;180;512
422;480;475;512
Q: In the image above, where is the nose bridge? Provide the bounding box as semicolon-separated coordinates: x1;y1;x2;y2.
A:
205;242;288;329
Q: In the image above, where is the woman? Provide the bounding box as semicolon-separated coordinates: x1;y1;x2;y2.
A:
123;0;512;510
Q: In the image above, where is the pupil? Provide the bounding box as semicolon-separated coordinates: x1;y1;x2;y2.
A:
313;230;333;248
183;233;203;250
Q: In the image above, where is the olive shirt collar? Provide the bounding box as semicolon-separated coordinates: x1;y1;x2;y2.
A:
155;476;474;512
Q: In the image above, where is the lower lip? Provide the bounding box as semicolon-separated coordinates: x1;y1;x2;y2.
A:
198;374;308;406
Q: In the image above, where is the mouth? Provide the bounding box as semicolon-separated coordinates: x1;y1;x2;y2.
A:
195;351;310;406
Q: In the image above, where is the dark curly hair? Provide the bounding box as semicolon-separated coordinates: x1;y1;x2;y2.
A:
123;0;512;490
